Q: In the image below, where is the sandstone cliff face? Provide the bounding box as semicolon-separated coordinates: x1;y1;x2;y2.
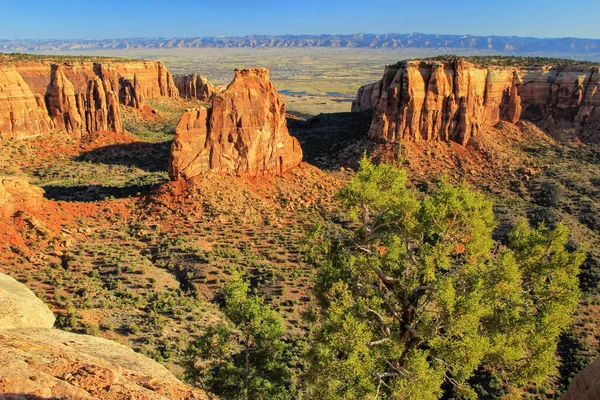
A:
174;74;219;102
0;67;53;140
0;176;45;219
563;356;600;400
169;68;303;179
355;59;600;145
0;60;180;140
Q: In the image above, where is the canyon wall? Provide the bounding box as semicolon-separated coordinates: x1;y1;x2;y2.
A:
353;59;600;145
174;73;220;102
0;60;179;140
169;68;302;179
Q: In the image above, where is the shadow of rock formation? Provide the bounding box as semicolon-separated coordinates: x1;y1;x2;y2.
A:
287;110;372;171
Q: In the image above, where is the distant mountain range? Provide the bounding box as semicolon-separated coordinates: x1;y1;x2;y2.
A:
1;33;599;55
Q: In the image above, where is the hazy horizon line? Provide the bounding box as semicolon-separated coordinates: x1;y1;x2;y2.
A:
2;32;600;42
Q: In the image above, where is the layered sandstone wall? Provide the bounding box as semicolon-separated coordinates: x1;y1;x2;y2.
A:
354;59;600;145
174;73;220;102
169;68;302;179
0;67;53;140
0;60;179;140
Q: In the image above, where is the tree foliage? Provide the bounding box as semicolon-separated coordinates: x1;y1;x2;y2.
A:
305;156;584;399
184;275;295;400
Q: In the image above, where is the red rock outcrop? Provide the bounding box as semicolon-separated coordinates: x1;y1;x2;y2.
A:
0;59;180;139
356;58;600;145
563;356;600;400
174;74;219;102
0;176;45;219
0;67;53;140
169;68;302;179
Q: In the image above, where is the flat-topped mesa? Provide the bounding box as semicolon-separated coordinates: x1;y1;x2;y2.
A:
354;58;600;145
174;73;220;102
169;68;303;179
0;60;179;140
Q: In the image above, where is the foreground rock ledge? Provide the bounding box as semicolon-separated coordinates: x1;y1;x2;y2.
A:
169;68;303;179
0;272;55;329
0;273;206;399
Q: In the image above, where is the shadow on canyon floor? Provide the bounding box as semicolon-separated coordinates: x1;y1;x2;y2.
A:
287;110;372;170
41;140;172;201
42;181;167;202
77;140;172;172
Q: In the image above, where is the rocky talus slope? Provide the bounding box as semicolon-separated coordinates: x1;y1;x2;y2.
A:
169;68;302;178
0;60;179;140
0;272;206;399
353;58;600;145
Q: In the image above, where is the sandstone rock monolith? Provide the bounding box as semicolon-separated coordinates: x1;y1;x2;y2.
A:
169;68;303;179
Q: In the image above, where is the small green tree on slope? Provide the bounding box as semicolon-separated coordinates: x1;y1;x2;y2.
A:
305;157;584;399
184;275;295;400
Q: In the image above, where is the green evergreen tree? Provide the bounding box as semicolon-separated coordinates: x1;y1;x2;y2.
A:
184;275;295;400
305;156;584;399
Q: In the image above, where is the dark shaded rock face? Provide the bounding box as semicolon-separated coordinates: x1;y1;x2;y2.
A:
355;59;600;145
169;68;303;179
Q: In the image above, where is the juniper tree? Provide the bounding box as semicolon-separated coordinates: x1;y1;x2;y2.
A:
184;275;295;400
305;156;584;399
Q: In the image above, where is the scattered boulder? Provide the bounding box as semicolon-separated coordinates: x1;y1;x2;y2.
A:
169;68;302;179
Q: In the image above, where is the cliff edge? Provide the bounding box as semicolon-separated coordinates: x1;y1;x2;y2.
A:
353;58;600;145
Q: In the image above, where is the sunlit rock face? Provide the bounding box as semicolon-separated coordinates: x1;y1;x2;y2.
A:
0;60;179;139
354;58;600;145
169;68;303;179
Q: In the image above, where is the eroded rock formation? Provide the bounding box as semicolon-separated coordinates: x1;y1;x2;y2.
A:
0;60;180;139
0;67;52;140
174;73;220;102
563;356;600;400
0;176;45;219
354;59;600;145
0;272;206;399
169;68;302;179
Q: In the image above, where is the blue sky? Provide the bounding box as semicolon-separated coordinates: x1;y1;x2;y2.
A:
0;0;598;40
